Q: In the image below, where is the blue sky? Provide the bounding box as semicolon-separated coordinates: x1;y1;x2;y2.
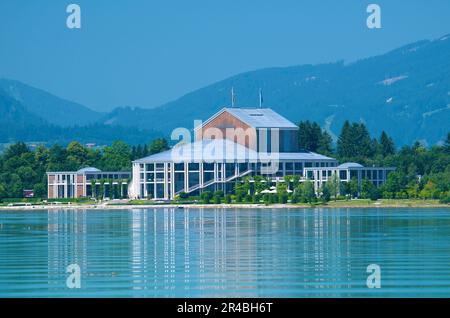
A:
0;0;449;111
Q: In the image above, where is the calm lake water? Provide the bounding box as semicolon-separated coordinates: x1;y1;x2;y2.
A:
0;207;449;298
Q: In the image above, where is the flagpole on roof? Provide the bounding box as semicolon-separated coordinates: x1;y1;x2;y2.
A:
231;87;235;107
259;88;263;108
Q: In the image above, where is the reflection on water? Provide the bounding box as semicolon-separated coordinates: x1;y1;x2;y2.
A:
0;208;449;297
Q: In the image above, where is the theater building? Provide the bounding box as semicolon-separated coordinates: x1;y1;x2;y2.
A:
47;167;131;199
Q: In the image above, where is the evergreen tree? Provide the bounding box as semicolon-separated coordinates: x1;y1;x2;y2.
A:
149;138;169;155
317;130;333;156
379;131;395;157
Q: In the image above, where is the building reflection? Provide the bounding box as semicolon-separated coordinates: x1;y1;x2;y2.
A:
46;208;386;297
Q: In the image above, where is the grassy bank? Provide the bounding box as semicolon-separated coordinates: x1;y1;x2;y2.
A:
0;198;448;209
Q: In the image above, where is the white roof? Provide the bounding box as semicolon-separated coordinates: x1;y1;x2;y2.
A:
134;139;336;163
337;162;364;169
201;108;298;129
76;167;101;173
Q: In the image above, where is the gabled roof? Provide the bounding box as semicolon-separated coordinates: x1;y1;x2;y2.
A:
199;107;298;129
134;139;258;163
134;139;336;163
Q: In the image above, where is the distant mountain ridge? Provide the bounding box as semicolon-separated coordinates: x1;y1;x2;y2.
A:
100;35;450;146
1;34;449;146
0;79;103;127
0;86;160;145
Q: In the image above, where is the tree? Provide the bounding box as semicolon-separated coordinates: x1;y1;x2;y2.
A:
337;121;353;159
33;183;46;198
420;180;439;199
99;179;105;200
0;183;7;199
379;131;395;157
66;141;88;168
90;179;96;198
328;173;341;201
276;182;288;204
318;130;333;156
361;179;379;200
149;138;169;155
298;121;333;155
298;121;321;152
101;141;131;171
337;121;375;161
445;132;450;154
347;177;359;198
3;142;30;161
320;183;331;203
303;180;316;204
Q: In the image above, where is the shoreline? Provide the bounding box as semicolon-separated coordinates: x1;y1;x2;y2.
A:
0;202;448;211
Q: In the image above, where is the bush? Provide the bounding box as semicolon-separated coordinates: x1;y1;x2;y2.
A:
224;195;232;204
200;191;213;204
440;192;450;204
278;193;288;204
178;192;189;199
212;195;221;204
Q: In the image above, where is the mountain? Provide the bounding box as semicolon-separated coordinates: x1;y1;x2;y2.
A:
0;88;161;145
100;35;450;146
0;79;103;127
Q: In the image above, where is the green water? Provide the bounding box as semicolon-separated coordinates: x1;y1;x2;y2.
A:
0;208;449;297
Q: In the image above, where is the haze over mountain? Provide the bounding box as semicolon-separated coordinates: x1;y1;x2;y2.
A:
1;35;449;146
0;86;160;145
100;34;450;146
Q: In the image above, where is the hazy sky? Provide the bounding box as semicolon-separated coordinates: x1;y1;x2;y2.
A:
1;0;449;112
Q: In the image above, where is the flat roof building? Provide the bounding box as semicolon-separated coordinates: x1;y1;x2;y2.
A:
47;167;131;199
304;162;396;194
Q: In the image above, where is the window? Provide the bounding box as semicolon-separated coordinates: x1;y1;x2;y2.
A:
203;163;215;171
238;163;248;173
146;184;154;198
285;163;294;171
203;171;214;183
174;173;184;193
225;163;235;178
146;173;154;182
188;163;199;171
188;172;199;188
156;183;164;198
174;163;184;171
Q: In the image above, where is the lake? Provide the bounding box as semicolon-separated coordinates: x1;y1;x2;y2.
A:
0;207;449;297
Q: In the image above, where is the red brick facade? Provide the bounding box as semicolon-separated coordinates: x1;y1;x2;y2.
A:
196;110;257;149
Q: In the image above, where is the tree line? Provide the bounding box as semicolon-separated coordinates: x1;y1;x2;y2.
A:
297;120;450;202
0;138;169;199
0;120;449;203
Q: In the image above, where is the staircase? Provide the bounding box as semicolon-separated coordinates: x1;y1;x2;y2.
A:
175;168;253;196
